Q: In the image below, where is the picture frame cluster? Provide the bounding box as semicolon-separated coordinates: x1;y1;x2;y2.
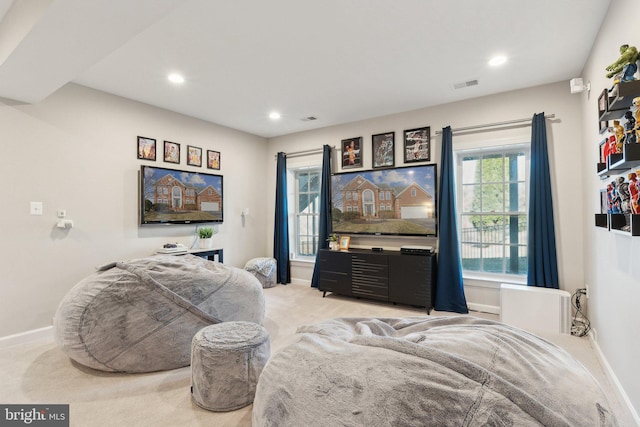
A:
340;126;430;170
137;136;221;170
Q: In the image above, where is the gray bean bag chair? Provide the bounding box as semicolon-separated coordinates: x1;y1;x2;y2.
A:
252;316;618;426
54;254;264;373
244;257;277;288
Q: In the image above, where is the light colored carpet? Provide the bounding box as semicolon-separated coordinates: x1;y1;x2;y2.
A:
0;282;636;426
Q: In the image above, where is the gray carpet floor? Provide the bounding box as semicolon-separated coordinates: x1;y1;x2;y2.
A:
1;281;636;426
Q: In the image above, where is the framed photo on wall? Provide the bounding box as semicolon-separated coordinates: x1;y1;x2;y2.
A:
137;136;156;161
403;126;430;163
207;150;220;170
341;137;362;168
187;145;202;167
164;141;180;164
372;132;395;168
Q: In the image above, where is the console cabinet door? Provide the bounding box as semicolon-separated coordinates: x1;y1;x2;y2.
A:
351;253;388;301
318;250;352;296
388;255;434;308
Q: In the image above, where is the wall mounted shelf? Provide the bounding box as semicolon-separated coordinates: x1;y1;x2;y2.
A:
594;81;640;237
599;80;640;122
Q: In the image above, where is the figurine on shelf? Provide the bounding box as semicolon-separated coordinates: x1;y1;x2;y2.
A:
624;111;637;144
629;172;640;214
606;135;617;159
606;44;639;82
613;119;625;151
617;176;631;214
634;97;640;141
606;182;615;213
611;180;623;214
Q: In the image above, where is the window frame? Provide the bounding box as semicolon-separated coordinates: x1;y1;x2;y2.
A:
291;166;322;261
454;143;530;282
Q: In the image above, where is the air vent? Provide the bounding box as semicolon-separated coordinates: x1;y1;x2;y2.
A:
453;80;479;90
301;116;318;121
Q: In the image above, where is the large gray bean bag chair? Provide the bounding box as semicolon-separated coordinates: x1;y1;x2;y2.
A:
253;316;618;426
54;254;264;373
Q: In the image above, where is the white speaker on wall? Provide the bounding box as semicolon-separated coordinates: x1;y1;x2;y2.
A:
570;77;590;94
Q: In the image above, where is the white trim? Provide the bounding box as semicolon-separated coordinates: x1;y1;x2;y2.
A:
590;331;640;426
468;303;500;315
0;325;53;348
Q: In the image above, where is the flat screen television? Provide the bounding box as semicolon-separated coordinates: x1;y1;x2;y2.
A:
140;165;223;225
331;164;437;236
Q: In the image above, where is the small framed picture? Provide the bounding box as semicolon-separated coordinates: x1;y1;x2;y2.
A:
137;136;156;161
403;127;430;163
341;137;362;168
207;150;220;170
187;145;202;167
599;139;607;164
597;89;608;132
372;132;395;168
339;236;351;251
164;141;180;164
600;189;608;214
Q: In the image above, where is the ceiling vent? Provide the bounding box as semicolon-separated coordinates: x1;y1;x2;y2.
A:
453;80;479;90
301;116;318;121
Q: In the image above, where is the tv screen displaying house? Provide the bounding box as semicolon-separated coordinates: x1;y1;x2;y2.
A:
331;164;437;236
140;165;223;224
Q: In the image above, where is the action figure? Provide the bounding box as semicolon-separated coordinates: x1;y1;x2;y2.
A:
629;173;640;214
634;97;640;141
617;176;631;214
613;119;625;151
624;111;637;144
606;44;639;82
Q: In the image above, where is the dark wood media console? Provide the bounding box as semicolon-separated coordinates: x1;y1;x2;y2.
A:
317;248;436;314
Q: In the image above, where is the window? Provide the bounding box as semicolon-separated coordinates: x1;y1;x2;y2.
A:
294;168;321;258
456;145;529;278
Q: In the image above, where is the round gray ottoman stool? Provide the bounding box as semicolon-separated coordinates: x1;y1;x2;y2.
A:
191;321;270;411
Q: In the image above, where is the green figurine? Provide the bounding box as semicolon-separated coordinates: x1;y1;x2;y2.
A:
606;44;639;82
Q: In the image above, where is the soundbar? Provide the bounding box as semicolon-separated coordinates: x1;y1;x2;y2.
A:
400;245;434;255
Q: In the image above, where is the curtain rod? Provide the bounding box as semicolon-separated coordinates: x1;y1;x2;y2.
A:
274;145;334;159
435;114;555;135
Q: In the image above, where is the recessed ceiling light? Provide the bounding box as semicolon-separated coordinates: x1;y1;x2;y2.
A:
168;73;185;84
269;112;281;120
488;55;507;67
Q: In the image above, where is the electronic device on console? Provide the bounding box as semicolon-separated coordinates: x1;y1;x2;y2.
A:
156;243;188;254
400;245;434;255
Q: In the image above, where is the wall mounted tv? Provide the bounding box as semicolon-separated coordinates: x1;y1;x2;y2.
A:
140;165;223;225
331;164;437;236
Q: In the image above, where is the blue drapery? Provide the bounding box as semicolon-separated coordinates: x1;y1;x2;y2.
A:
274;152;291;284
435;126;468;313
311;145;332;288
527;113;559;288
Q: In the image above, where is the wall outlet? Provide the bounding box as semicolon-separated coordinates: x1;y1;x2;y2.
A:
585;284;589;299
30;201;43;215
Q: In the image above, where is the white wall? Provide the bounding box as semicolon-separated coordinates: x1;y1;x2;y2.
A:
580;0;640;417
0;83;269;337
267;80;584;314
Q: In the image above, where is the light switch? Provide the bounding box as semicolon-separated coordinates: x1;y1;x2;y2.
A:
30;202;43;215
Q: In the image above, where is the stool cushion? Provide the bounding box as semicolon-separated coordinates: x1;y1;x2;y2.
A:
54;255;265;373
191;321;270;411
244;257;277;288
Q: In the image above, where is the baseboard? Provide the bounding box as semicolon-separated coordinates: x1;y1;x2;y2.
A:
590;330;640;426
0;325;53;348
291;278;311;286
467;302;500;315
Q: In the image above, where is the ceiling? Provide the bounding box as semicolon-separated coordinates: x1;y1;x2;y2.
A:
0;0;611;138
